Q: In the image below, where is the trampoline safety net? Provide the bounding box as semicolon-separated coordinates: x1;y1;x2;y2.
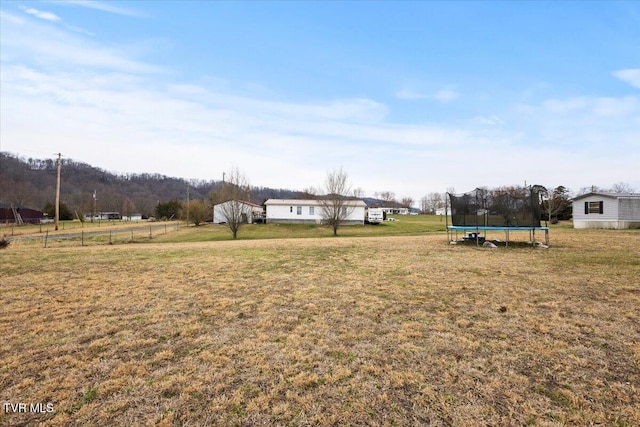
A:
448;187;542;227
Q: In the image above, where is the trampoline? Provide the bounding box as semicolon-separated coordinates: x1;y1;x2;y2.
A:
446;187;549;246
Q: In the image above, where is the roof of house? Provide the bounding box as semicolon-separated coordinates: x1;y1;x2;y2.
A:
214;199;262;208
572;192;640;201
0;203;44;212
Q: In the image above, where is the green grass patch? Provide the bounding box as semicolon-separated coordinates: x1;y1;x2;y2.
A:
152;215;448;243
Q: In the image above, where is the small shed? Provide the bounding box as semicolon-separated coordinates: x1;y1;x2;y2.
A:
572;192;640;229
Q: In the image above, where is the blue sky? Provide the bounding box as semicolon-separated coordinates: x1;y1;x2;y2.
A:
1;1;639;202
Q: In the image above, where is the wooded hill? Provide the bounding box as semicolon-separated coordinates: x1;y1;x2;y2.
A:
0;152;310;218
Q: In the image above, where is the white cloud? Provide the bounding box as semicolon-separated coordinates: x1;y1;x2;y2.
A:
613;69;640;89
395;89;426;100
395;87;459;102
433;88;459;102
543;97;589;114
542;95;639;117
1;11;164;74
20;6;61;22
472;115;507;126
1;7;639;202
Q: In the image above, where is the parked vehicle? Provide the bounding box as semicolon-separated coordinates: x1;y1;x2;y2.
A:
366;208;384;224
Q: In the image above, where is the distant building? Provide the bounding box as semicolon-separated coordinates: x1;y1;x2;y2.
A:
0;203;44;224
265;199;366;224
435;207;452;216
122;214;143;221
84;212;122;221
213;200;264;224
572;192;640;229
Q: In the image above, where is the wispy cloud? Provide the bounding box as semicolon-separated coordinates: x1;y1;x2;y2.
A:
20;6;61;22
395;89;426;100
18;5;95;36
395;87;459;102
1;11;163;73
1;6;639;199
433;88;459;102
50;0;145;18
613;69;640;89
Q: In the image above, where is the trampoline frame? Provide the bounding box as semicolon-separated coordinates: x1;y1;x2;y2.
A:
446;225;549;247
445;189;549;247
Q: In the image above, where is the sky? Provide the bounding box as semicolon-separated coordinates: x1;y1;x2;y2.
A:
1;1;639;203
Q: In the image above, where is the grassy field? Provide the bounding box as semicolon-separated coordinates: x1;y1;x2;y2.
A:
2;215;448;247
1;221;639;426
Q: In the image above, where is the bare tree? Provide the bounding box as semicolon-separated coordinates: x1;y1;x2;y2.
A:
611;182;635;193
122;197;136;220
401;197;414;210
319;167;355;236
534;185;571;223
576;185;604;196
352;187;365;198
376;191;396;203
214;168;251;239
182;199;209;226
302;186;319;197
420;192;443;214
420;196;429;213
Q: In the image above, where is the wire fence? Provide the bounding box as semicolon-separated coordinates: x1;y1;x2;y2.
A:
3;222;182;248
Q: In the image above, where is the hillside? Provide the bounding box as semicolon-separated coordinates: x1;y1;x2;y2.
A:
0;152;309;217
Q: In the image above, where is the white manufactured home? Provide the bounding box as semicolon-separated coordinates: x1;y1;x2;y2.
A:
572;192;640;229
213;200;264;224
264;199;366;225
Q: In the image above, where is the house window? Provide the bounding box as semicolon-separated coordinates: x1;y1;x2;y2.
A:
296;206;302;215
585;201;603;214
309;206;315;215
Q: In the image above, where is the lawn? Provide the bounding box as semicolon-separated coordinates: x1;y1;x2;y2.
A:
1;225;638;426
153;214;449;243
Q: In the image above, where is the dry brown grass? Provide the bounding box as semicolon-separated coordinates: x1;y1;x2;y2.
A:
1;229;639;426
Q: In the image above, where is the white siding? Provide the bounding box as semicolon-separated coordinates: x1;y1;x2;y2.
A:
573;193;640;229
266;202;321;223
265;199;366;224
618;198;640;221
213;201;261;224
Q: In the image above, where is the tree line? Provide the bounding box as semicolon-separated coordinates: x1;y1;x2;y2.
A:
0;153;306;220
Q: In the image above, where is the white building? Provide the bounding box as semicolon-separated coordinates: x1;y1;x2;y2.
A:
122;214;143;221
264;199;366;225
84;212;121;221
572;192;640;229
435;207;452;216
213;200;264;224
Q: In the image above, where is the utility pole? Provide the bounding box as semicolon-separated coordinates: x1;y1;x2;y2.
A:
54;153;62;231
186;182;190;224
92;190;97;223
